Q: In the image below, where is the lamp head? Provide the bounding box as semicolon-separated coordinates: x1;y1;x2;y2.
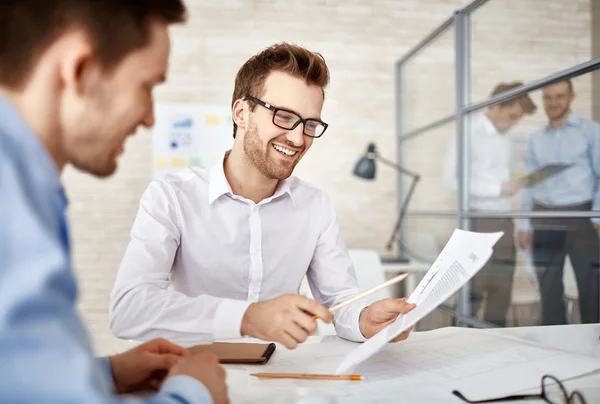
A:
353;142;377;179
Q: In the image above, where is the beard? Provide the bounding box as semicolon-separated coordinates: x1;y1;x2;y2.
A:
546;104;570;121
243;118;300;180
66;83;127;178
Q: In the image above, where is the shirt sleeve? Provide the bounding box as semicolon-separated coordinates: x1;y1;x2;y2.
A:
443;132;503;200
520;137;537;231
0;151;212;404
109;180;251;345
587;121;600;225
306;192;370;343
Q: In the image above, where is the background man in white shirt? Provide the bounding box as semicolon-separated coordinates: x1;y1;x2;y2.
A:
110;43;416;349
444;82;536;326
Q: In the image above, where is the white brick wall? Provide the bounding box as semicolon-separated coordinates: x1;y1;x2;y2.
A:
61;0;592;356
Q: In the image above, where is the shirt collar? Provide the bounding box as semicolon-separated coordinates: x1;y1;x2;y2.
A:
545;111;581;131
0;95;63;195
208;151;295;207
480;113;501;137
208;153;234;205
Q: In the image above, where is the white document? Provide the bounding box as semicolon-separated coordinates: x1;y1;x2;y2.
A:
336;229;503;374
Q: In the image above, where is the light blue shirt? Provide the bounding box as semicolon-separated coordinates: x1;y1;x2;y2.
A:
520;112;600;230
0;95;212;404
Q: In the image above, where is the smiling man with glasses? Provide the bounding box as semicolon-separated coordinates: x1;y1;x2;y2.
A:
109;42;415;349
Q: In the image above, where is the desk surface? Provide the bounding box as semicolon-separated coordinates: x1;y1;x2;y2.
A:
223;324;600;404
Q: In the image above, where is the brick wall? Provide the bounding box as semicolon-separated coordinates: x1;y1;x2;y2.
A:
62;0;592;356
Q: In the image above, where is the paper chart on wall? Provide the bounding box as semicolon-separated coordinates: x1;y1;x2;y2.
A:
152;102;233;179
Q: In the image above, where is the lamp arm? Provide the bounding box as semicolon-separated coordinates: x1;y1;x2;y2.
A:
385;174;420;251
374;153;421;179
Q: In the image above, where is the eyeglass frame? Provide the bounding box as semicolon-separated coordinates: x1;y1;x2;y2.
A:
452;374;587;404
243;95;329;138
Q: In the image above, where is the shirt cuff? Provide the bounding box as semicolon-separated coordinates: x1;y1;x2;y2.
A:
213;298;252;340
490;182;503;198
519;219;532;231
96;356;115;394
160;375;213;404
333;302;370;343
352;303;370;342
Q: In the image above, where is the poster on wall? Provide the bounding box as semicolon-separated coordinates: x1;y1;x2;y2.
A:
152;102;233;179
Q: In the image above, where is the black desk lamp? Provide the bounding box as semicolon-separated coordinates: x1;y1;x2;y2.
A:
353;143;421;262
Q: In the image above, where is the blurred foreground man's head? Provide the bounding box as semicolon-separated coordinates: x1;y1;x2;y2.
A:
0;0;187;177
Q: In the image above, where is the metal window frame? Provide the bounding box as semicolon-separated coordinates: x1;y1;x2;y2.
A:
394;0;600;325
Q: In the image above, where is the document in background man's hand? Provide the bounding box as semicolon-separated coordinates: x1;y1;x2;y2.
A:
336;229;503;373
519;163;574;185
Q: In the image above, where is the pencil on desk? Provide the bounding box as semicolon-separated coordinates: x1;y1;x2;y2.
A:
312;272;409;319
251;373;364;381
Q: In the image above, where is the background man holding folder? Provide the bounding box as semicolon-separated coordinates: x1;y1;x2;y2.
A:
443;81;537;326
0;1;230;403
110;43;416;349
518;80;600;325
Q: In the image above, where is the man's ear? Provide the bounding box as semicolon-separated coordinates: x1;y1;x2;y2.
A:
58;31;95;97
232;98;248;131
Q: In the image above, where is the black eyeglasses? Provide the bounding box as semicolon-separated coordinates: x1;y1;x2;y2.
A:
453;375;586;404
244;96;328;138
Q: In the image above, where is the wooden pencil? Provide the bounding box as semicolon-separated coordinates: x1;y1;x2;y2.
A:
312;272;409;319
251;373;363;381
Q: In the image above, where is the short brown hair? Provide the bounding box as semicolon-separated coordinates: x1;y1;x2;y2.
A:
231;42;330;138
490;81;537;115
0;0;187;90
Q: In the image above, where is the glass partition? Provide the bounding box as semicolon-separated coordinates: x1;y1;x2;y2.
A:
395;0;600;328
402;25;455;135
469;0;593;107
401;121;458;213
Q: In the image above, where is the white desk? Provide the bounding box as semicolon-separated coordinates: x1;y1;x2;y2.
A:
223;324;600;404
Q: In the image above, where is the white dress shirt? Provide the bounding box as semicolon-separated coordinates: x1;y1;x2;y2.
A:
443;113;513;211
109;153;368;346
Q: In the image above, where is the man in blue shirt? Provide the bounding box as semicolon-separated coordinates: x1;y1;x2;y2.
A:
518;79;600;325
0;1;228;403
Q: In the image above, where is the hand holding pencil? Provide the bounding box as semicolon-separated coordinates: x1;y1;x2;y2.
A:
241;294;333;350
312;273;410;319
240;273;412;350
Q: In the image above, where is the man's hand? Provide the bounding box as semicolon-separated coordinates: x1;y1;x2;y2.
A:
518;230;532;250
500;180;523;196
109;338;189;394
167;352;229;404
359;298;416;341
593;221;599;232
241;294;332;349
